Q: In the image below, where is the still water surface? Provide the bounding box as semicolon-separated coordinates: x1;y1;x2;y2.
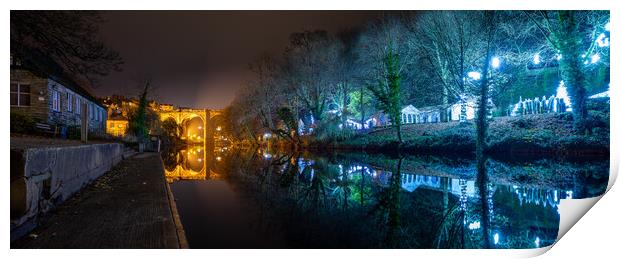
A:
162;145;608;249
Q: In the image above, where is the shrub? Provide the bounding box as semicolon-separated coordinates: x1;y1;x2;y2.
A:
10;111;36;134
67;125;81;140
512;117;534;129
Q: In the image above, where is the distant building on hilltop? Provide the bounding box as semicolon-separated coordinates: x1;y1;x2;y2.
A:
100;95;176;137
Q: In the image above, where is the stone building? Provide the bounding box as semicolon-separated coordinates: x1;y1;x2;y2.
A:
106;115;129;137
100;95;134;137
10;56;107;134
446;96;478;122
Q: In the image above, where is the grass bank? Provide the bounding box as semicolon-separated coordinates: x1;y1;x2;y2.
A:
304;112;609;157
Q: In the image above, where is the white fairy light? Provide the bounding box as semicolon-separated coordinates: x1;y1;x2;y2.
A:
591;53;601;64
556;80;572;111
533;53;541;64
491;57;500;68
467;71;481;80
468;221;481;230
596;33;609;47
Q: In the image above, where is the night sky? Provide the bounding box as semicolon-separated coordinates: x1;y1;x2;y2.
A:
96;11;380;109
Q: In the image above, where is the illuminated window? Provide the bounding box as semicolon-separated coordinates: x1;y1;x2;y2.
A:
52;90;60;111
10;83;30;106
89;103;94;120
75;97;81;114
66;92;73;112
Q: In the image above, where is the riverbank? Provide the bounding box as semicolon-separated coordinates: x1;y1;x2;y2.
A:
306;112;609;157
11;152;187;248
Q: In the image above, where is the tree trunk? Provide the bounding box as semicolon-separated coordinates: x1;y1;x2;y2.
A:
360;85;366;129
476;11;496;157
477;155;492;248
557;11;588;134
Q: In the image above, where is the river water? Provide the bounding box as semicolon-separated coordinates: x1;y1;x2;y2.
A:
162;145;608;249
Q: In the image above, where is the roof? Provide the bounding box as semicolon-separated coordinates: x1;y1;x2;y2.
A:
401;104;420;114
589;90;609;99
47;74;105;108
108;113;129;121
11;49;104;108
419;104;450;112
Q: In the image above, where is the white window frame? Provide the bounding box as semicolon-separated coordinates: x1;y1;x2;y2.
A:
10;82;31;107
52;90;60;111
66;92;73;112
75;97;81;114
89;103;94;120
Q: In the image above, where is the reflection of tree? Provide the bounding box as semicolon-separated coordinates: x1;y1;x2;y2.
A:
332;164;353;211
162;149;180;172
433;192;466;248
298;160;328;214
368;157;404;248
476;155;492;249
433;155;494;249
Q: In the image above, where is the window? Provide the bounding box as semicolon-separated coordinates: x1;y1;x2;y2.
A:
10;83;31;106
52;90;60;111
89;103;94;120
10;55;22;66
75;97;81;114
66;92;73;112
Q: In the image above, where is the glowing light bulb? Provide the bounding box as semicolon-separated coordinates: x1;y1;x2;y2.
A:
491;57;500;68
468;221;481;230
596;33;609;47
591;53;600;64
467;71;481;80
533;53;540;64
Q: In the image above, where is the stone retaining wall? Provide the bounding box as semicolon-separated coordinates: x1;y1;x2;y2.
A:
10;143;124;241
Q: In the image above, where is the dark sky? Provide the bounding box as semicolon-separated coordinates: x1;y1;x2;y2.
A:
96;11;380;109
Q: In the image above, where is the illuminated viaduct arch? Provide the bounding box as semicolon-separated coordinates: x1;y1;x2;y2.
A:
159;108;223;141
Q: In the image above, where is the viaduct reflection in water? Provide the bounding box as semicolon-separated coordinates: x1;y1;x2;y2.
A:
162;144;228;182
